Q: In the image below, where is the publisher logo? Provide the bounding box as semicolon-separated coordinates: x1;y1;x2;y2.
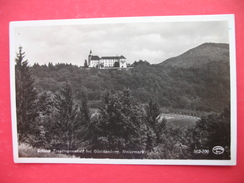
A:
212;146;225;155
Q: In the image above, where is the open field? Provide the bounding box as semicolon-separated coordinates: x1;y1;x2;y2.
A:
158;113;200;127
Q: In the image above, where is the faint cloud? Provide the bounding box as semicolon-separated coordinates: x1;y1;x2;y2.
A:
14;19;229;66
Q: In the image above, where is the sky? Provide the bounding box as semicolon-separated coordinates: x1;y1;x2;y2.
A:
13;18;230;66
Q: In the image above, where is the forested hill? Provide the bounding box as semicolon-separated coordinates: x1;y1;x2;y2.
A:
30;43;230;114
160;43;229;69
15;42;231;159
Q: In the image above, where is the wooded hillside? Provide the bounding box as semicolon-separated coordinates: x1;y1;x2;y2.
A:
15;43;231;160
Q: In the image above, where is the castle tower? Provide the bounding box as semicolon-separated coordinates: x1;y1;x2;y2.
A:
88;50;92;65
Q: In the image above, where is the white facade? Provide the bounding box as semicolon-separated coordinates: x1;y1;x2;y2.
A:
119;58;127;68
88;51;127;69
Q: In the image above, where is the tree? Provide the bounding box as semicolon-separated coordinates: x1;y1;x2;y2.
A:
50;82;82;150
34;91;56;148
145;99;161;149
145;99;160;130
90;89;147;152
81;92;90;122
15;46;38;144
113;61;119;67
76;91;91;145
84;60;88;68
190;106;231;159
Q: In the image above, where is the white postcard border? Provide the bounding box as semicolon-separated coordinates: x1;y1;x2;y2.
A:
10;14;236;165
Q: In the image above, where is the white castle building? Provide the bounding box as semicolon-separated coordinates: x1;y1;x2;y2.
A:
88;50;127;69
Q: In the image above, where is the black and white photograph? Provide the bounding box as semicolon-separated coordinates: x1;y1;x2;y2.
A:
10;15;236;165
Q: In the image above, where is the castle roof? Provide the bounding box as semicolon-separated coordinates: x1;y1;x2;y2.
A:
100;55;126;59
90;55;100;60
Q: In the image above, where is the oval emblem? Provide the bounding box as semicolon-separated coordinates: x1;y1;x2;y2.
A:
212;146;225;155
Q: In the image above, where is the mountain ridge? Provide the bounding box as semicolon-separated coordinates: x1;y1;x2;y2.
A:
159;43;229;68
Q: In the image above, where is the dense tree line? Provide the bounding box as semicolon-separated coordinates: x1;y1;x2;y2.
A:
30;60;229;114
16;47;230;159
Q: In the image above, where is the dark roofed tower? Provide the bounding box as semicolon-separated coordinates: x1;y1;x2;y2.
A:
88;50;100;68
88;50;92;66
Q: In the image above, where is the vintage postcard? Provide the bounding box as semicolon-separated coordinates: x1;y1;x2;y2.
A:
10;15;236;165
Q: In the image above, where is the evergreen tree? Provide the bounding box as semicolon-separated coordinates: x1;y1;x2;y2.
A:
77;91;91;146
15;46;38;144
145;99;160;130
34;91;56;148
145;99;160;149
